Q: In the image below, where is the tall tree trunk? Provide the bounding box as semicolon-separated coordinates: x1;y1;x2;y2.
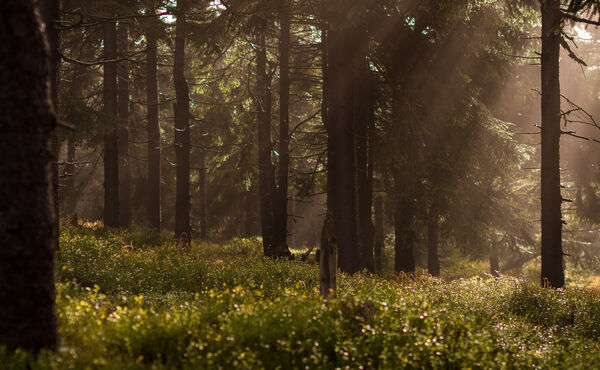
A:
540;0;564;288
273;0;292;256
245;186;257;237
327;12;361;274
256;10;277;256
199;152;208;240
174;3;191;243
65;137;78;225
427;210;440;277
39;0;60;243
103;20;120;228
118;21;131;227
392;86;415;274
146;32;161;229
0;0;57;350
490;240;500;277
374;196;384;273
356;57;375;272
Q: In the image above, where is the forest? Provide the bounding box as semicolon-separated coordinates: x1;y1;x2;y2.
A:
5;0;600;368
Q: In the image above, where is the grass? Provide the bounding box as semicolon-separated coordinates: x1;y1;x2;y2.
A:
3;226;600;368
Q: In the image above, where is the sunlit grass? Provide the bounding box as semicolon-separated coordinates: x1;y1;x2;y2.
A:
3;226;600;368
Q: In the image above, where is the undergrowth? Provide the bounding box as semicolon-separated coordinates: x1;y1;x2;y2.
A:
3;226;600;369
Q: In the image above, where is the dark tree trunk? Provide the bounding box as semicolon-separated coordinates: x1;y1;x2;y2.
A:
118;21;131;227
199;152;208;240
256;11;277;256
392;86;415;274
490;240;500;277
146;32;161;229
39;0;60;237
374;196;384;273
427;211;440;277
103;20;120;228
244;186;257;237
540;0;564;288
320;212;337;299
174;4;191;243
273;0;292;256
0;0;57;351
327;11;361;274
65;137;78;225
356;56;375;272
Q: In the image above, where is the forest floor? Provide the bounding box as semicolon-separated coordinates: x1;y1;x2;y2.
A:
4;226;600;369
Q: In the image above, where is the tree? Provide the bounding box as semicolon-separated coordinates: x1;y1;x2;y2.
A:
118;18;132;227
540;0;564;288
174;0;192;242
273;0;292;254
324;1;362;274
0;0;57;351
146;8;161;230
103;18;120;228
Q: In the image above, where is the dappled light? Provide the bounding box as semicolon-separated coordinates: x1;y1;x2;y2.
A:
4;0;600;367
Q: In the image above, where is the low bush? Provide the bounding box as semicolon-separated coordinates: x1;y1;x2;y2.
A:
3;227;600;368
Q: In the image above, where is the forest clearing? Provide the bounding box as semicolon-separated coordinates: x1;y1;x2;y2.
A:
5;0;600;368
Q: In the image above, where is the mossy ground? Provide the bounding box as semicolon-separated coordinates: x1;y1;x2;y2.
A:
3;226;600;369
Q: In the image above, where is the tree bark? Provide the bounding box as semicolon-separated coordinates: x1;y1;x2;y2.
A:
320;212;337;299
273;0;292;255
118;21;131;227
103;20;120;228
327;9;361;274
374;196;385;273
174;3;191;243
256;10;277;256
356;55;375;272
490;240;500;277
540;0;564;288
392;86;416;274
146;32;161;229
0;0;57;351
427;211;440;277
199;152;208;240
39;0;60;238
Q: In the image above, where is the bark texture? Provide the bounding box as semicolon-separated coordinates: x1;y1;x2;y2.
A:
540;0;564;288
374;196;385;273
146;32;161;229
327;8;361;274
174;3;191;242
103;20;120;228
0;0;57;351
273;0;292;255
118;21;131;227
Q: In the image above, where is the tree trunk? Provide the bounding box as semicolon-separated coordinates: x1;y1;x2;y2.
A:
146;32;161;229
244;186;257;237
327;11;361;274
374;196;384;273
118;21;131;227
392;86;415;274
540;0;564;288
174;4;191;243
0;0;57;351
39;0;60;238
103;20;120;228
427;211;440;277
320;212;337;299
256;11;277;256
356;55;375;272
65;137;78;225
199;152;208;240
273;0;292;256
490;240;500;277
